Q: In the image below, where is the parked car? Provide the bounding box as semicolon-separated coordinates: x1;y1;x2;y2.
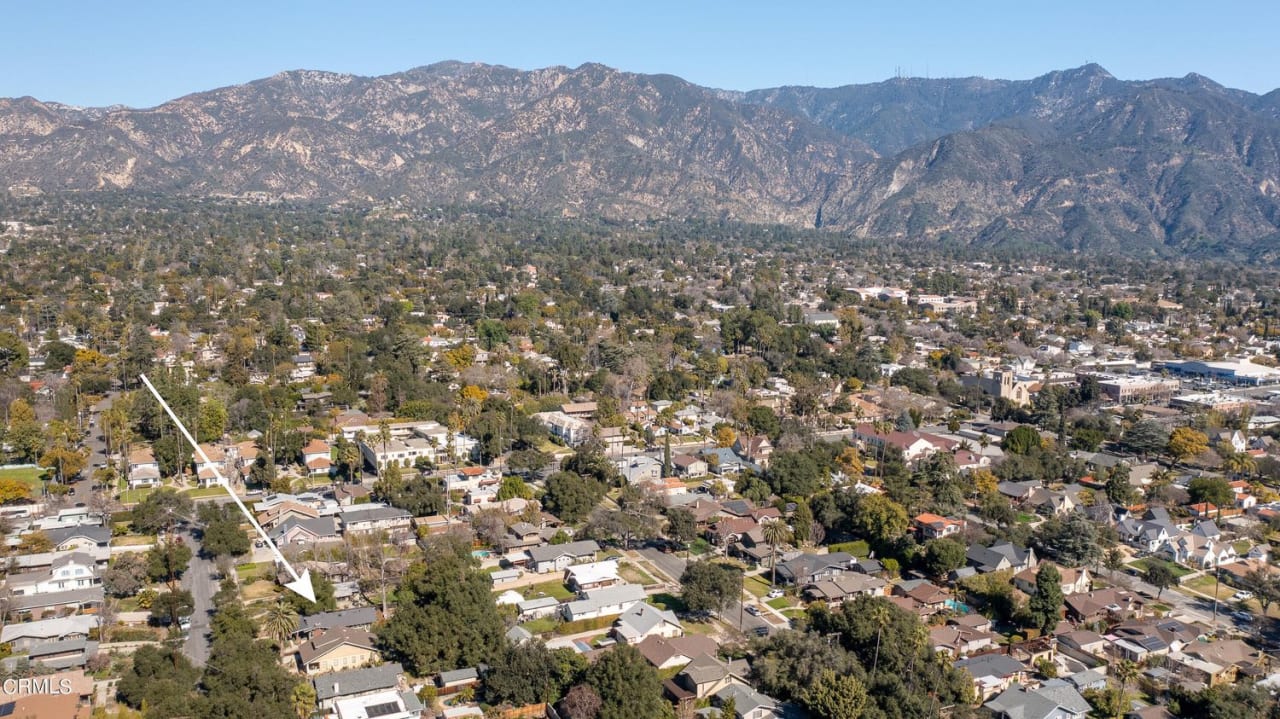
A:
751;625;769;637
1232;611;1253;622
766;588;784;599
1233;591;1255;602
745;605;761;616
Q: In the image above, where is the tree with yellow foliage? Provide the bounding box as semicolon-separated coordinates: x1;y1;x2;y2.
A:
0;477;31;505
714;426;736;449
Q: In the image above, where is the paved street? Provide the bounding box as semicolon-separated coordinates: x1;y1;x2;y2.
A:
179;529;218;666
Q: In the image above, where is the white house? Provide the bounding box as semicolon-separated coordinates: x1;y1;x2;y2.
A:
562;583;647;622
6;553;101;596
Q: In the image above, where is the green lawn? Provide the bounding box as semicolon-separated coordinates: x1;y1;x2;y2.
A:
181;486;229;499
649;592;687;613
522;580;574;602
1183;574;1235;600
1233;540;1253;555
1016;513;1038;524
520;617;559;635
236;562;266;582
1129;557;1194;579
826;540;870;558
0;466;48;494
688;538;712;556
766;597;791;610
744;575;773;598
118;488;158;505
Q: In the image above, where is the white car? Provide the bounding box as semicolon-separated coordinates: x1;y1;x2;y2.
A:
745;605;761;616
1232;591;1255;602
766;589;784;599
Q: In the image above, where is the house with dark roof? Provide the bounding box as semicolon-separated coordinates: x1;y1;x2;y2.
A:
312;662;405;711
966;541;1037;574
954;654;1030;700
635;635;720;670
676;653;750;699
526;540;600;573
295;607;379;639
773;552;854;585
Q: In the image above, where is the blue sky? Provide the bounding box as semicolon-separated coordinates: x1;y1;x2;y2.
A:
3;1;1277;107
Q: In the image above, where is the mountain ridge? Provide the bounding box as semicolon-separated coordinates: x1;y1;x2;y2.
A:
1;62;1279;259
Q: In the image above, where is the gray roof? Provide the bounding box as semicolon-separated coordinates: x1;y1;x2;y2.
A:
437;667;479;685
954;653;1028;680
45;525;111;547
714;684;777;718
297;606;378;635
681;653;745;685
986;683;1087;719
966;541;1031;572
506;626;534;644
614;602;680;638
0;615;98;643
527;540;599;563
272;516;339;541
564;583;647;617
775;552;853;583
313;662;403;701
9;587;103;612
340;504;411;523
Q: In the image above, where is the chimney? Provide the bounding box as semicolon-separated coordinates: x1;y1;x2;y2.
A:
333;681;339;695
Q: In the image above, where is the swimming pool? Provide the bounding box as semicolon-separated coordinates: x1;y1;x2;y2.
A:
945;599;972;613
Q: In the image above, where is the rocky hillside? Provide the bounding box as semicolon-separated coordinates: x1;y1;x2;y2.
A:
2;62;1279;258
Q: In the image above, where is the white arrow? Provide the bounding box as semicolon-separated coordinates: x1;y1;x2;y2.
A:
138;374;317;603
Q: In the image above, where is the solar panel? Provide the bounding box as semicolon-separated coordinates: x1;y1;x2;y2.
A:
365;701;403;718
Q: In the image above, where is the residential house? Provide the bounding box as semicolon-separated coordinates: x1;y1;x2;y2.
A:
436;667;480;696
0;615;98;652
127;447;162;489
1064;588;1143;624
302;439;332;477
675;653;750;699
954;654;1030;700
893;579;952;616
1055;630;1108;664
773;552;854;585
526;540;600;573
6;553;100;596
532;411;593;446
333;689;424;719
635;635;720;670
612;602;684;644
617;456;664;485
256;501;321;530
929;625;997;658
272;516;341;546
672;455;708;478
984;683;1090;719
565;560;622;593
966;542;1037;574
8;587;103;619
296;607;379;640
711;684;782;719
516;597;561;621
699;448;753;476
1157;534;1237;569
561;583;647;622
295;627;380;675
1013;563;1092;596
732;435;773;469
802;574;888;606
912;512;964;540
1164;651;1236;687
17;637;100;671
338;504;413;536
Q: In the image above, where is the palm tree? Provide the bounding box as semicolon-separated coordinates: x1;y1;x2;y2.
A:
262;601;299;647
376;419;392;471
1113;658;1138;695
761;520;793;588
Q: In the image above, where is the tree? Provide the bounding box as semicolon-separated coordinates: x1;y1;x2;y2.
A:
680;560;741;616
1104;465;1139;507
0;477;30;504
1143;563;1176;599
1120;419;1170;457
151;588;195;627
749;630;863;703
117;645;200;715
664;507;697;546
199;503;251;557
746;406;781;439
285;572;337;615
376;537;506;675
1028;564;1064;634
1104;548;1126;579
17;530;52;554
103;552;149;597
559;684;603;719
761;520;793;587
200;600;304;718
38;440;87;483
714;425;737;448
261;602;300;646
292;682;318;719
584;643;668;719
483;642;585;707
1032;511;1102;568
1187;476;1234;511
198;398;228;443
132;488;194;534
1168;426;1210;464
846;493;908;547
803;669;867;719
0;332;28;378
921;538;967;579
496;475;533;501
542;471;606;523
147;540;193;587
1001;425;1042;456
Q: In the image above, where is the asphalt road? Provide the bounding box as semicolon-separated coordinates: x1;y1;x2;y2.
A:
637;547;775;636
180;529;218;666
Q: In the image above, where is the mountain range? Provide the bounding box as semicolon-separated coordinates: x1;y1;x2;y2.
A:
2;61;1279;258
